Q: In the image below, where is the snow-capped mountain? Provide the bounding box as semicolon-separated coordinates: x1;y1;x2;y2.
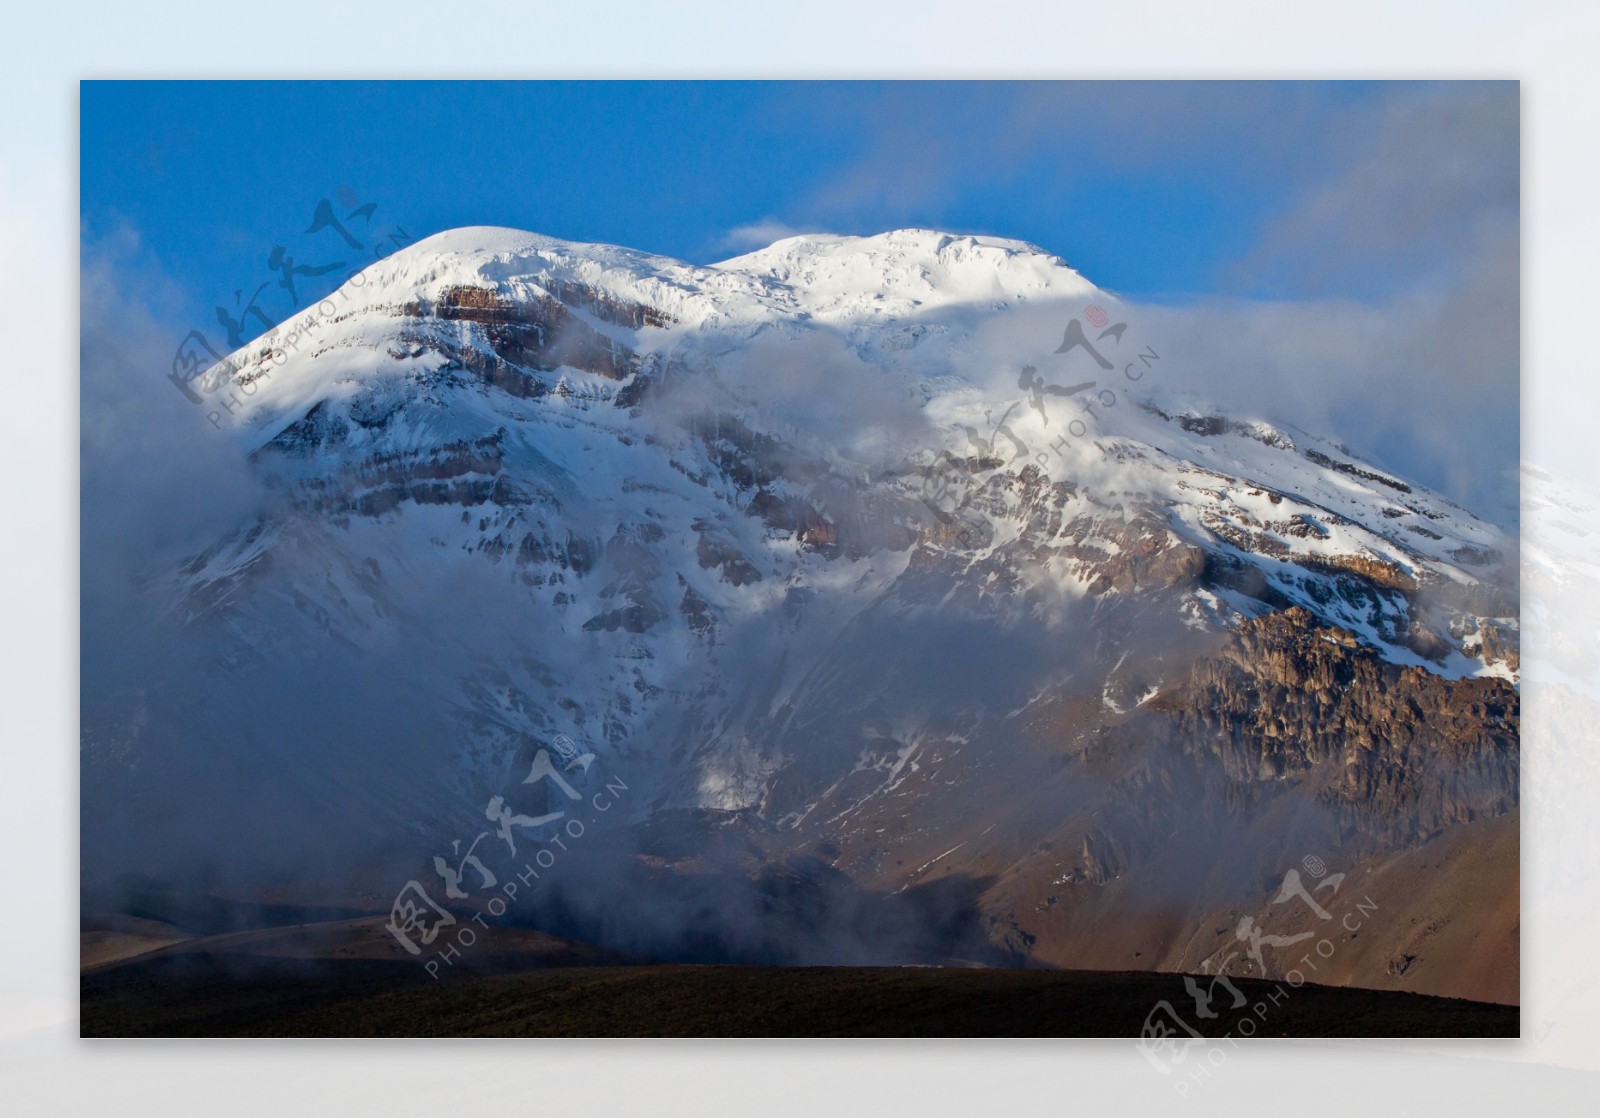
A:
85;227;1520;999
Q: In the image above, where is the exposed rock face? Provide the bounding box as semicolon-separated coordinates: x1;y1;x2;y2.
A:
261;427;519;515
1303;447;1413;493
758;603;1519;1001
1150;607;1517;845
402;283;641;383
696;530;762;586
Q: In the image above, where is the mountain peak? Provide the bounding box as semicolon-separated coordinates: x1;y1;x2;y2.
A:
710;226;1099;308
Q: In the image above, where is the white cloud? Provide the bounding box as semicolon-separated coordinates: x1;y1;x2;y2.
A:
716;217;813;255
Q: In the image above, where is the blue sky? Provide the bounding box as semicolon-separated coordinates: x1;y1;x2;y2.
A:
81;81;1510;303
79;80;1520;521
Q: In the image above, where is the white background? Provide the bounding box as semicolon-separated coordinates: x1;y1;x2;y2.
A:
5;1;1598;1114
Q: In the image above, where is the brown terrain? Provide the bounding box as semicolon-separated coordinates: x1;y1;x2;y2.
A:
83;602;1518;1035
751;607;1520;1006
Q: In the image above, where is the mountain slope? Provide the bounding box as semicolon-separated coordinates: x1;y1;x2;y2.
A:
83;226;1519;1003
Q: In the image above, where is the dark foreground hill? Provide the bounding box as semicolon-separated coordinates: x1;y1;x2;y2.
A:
81;946;1514;1038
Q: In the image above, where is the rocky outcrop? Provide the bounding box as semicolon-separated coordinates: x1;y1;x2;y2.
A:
258;427;524;515
401;284;639;384
1303;448;1412;494
1132;606;1518;847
